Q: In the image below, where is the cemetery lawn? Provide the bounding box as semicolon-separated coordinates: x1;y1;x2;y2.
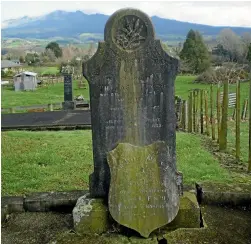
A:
175;75;250;100
1;75;249;108
24;66;60;76
1;80;89;108
2;130;250;196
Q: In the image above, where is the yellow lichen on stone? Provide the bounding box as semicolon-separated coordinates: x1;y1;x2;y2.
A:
73;196;110;235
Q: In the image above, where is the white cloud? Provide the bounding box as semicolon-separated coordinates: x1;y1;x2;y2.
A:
1;1;251;27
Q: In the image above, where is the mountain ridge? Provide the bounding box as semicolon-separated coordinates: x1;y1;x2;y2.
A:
2;10;251;39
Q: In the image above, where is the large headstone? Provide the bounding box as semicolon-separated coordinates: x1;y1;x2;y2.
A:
83;8;180;200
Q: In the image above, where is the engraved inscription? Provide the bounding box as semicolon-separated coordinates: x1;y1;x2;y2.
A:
107;142;178;237
115;16;147;50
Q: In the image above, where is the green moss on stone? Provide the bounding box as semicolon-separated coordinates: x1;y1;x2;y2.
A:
163;192;200;230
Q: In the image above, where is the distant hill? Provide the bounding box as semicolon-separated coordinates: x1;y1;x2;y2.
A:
2;10;251;40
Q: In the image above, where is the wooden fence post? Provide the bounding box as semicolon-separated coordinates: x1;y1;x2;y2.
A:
195;90;200;133
210;84;213;123
210;84;216;140
232;108;236;120
193;90;196;132
217;83;221;142
200;89;204;134
188;91;193;133
181;100;187;131
204;90;210;136
219;80;229;151
236;80;241;161
248;79;251;172
241;99;248;120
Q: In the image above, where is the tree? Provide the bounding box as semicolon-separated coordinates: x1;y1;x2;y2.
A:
247;43;251;63
180;29;211;74
45;42;62;58
217;28;246;63
242;32;251;47
40;49;56;63
25;53;40;65
194;63;249;84
173;42;183;56
19;56;25;63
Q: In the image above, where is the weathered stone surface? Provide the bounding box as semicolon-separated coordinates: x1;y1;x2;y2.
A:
73;193;109;235
1;196;24;213
108;142;180;238
24;190;87;212
196;182;251;207
166;192;200;229
1;205;9;223
62;101;76;110
63;73;73;102
83;8;179;199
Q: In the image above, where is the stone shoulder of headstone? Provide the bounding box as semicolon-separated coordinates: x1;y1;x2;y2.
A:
83;8;179;81
61;65;74;75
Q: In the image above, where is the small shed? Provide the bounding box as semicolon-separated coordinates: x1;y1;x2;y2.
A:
14;71;37;91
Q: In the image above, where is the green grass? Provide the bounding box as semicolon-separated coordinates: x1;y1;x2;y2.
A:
1;80;89;108
1;75;250;195
2;75;249;108
176;132;232;184
1;130;237;196
26;66;60;75
1;130;93;195
227;121;249;163
175;75;250;100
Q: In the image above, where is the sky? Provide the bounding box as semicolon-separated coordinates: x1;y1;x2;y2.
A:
1;1;251;27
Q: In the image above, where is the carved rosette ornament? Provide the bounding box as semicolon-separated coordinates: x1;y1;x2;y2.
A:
114;15;147;50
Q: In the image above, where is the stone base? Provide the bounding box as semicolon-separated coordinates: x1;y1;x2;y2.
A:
164;192;201;229
62;101;76;110
73;192;200;236
73;193;110;235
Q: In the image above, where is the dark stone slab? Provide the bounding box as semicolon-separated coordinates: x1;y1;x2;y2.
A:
83;8;179;198
62;101;76;110
24;190;88;212
1;196;24;213
63;74;73;102
202;191;251;207
1;110;91;128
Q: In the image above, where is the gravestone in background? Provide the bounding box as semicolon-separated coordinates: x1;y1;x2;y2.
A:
62;65;76;110
83;8;181;237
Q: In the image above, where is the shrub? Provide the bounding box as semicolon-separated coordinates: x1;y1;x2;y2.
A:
194;65;249;84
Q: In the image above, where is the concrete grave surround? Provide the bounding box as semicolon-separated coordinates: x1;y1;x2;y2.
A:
83;8;179;198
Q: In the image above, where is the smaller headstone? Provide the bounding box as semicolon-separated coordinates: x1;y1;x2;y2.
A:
108;142;182;238
61;65;76;110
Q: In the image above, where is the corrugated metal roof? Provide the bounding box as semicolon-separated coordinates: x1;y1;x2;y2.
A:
15;71;37;77
1;60;21;68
